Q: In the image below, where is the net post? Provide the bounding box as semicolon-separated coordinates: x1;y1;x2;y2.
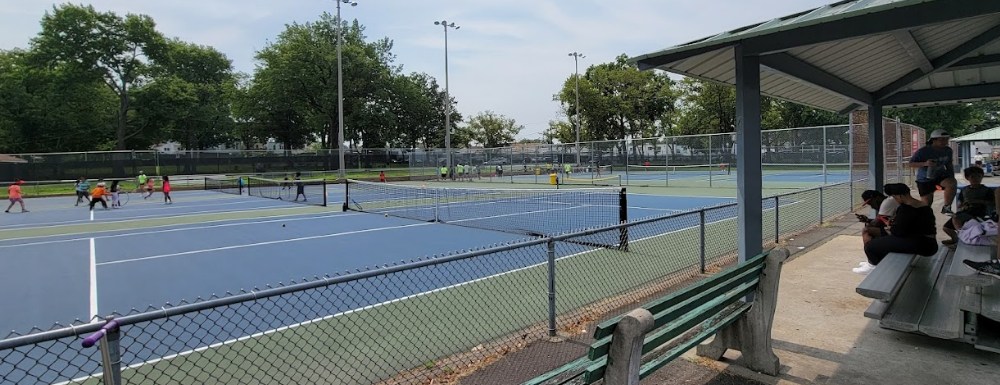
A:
618;188;629;251
342;180;349;211
203;177;208;191
323;179;328;207
547;238;557;337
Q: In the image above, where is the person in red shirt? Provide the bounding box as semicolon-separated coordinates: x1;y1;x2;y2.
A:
162;176;173;204
5;180;28;213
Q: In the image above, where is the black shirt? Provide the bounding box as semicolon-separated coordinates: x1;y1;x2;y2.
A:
889;204;936;238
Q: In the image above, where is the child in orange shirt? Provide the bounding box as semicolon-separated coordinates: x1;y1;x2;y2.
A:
89;182;110;211
5;180;28;213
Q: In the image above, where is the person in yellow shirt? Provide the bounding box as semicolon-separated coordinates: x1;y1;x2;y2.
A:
89;182;110;211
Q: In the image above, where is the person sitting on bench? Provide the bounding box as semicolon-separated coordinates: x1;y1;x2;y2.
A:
943;166;995;247
855;190;899;268
855;183;938;275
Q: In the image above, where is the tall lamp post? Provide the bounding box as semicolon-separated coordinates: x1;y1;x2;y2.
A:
435;20;459;179
568;52;585;165
336;0;357;178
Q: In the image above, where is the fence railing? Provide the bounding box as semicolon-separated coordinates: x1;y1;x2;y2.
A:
0;178;862;385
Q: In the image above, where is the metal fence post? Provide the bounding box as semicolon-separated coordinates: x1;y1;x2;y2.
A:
819;186;825;225
822;126;828;185
547;239;557;337
699;209;706;274
774;196;780;244
99;317;122;385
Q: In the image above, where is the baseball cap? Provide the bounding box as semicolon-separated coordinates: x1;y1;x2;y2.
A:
929;129;950;139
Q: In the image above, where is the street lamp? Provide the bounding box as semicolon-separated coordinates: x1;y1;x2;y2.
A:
336;0;357;178
568;52;585;166
435;20;459;179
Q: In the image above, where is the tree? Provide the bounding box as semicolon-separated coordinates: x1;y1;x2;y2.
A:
0;49;117;153
142;40;236;150
31;4;167;150
558;54;677;142
544;120;575;144
467;111;522;148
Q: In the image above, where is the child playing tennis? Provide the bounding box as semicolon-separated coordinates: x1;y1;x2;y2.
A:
5;180;28;213
89;182;110;211
162;176;173;204
143;177;155;199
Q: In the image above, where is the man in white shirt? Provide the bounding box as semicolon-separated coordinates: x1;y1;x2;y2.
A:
974;151;985;167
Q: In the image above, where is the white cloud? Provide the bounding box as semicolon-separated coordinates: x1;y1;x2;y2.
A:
0;0;833;140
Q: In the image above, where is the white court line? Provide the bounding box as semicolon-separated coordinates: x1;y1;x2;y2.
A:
0;212;363;249
89;238;98;320
0;205;312;235
59;199;807;383
0;201;295;230
97;223;432;266
89;210;93;222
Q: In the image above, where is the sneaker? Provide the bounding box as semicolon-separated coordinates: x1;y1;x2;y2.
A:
962;259;1000;279
942;238;957;245
942;205;954;215
853;262;876;275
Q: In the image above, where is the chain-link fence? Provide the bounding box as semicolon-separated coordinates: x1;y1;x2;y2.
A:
0;179;861;385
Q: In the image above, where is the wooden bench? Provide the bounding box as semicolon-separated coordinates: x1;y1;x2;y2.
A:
523;248;788;385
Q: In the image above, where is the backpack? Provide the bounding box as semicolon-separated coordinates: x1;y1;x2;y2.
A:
958;218;999;246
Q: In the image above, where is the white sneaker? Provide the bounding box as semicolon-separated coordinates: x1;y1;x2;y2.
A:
853;262;876;275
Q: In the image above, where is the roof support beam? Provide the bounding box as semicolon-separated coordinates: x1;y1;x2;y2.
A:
874;23;1000;102
759;53;872;105
892;30;933;73
882;83;1000;106
743;0;1000;55
947;54;1000;71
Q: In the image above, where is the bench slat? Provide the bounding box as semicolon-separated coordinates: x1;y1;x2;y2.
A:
864;300;890;320
881;248;947;332
918;251;964;339
521;356;590;385
948;243;996;288
856;253;918;300
582;303;752;383
588;272;759;360
638;303;751;381
593;252;768;340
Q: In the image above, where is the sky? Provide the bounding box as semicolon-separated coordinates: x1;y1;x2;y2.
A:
0;0;835;140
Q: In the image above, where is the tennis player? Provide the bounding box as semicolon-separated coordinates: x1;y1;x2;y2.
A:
293;172;307;202
5;180;28;213
89;182;110;211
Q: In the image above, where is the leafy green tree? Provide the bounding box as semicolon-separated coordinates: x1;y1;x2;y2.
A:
467;111;522;148
0;49;116;152
558;54;676;142
543;120;575;144
31;4;167;150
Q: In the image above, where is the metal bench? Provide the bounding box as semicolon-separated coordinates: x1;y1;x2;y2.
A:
856;241;1000;352
523;248;788;385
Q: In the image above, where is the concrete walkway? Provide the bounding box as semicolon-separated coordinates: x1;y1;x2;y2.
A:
460;207;1000;384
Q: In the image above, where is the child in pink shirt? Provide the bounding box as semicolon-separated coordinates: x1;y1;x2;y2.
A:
162;176;172;204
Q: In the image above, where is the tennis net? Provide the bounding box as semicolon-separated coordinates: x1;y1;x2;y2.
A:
204;176;243;195
344;179;628;248
247;177;328;206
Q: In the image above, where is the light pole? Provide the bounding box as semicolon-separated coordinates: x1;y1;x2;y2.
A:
568;52;585;166
336;0;357;178
435;20;459;179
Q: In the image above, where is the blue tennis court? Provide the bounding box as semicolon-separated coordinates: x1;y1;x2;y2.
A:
0;186;736;336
